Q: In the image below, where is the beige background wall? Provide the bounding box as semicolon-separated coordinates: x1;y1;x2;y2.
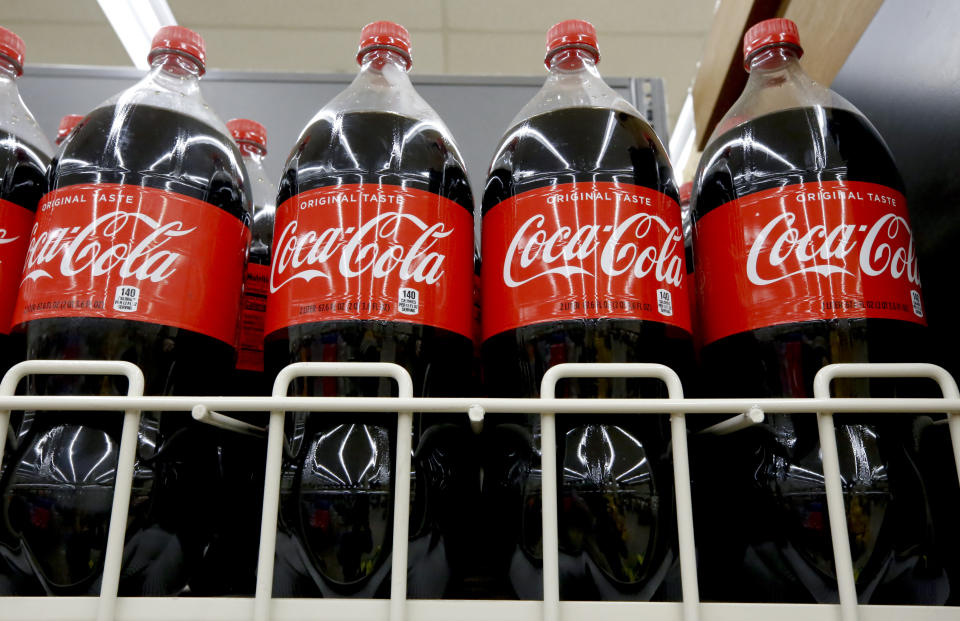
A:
0;0;713;126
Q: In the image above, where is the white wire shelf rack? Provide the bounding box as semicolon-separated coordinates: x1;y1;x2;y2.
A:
0;359;958;621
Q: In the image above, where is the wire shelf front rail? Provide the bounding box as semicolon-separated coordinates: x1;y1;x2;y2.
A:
0;360;957;621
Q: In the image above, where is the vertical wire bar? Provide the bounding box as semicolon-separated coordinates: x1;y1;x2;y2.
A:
0;360;145;621
539;363;699;621
813;365;863;621
389;376;414;621
536;396;560;621
97;369;145;621
665;393;700;621
253;406;285;621
814;410;859;621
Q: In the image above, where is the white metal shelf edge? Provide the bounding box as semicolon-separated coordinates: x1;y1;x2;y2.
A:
1;598;957;621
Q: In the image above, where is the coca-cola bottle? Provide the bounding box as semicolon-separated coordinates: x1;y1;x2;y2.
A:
265;22;477;598
689;19;947;603
228;118;274;395
190;118;274;596
0;28;50;377
55;114;83;146
480;20;692;600
2;26;251;595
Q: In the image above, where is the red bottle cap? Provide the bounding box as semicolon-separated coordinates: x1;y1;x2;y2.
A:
545;19;600;68
148;25;206;74
357;21;412;70
678;181;693;206
56;114;84;144
0;26;25;76
742;18;803;70
226;118;267;153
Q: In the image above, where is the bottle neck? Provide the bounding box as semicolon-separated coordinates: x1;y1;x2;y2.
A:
0;59;20;100
358;48;410;74
547;48;600;74
0;58;18;81
147;52;203;93
745;45;804;79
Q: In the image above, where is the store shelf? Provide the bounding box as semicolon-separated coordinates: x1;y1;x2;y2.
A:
0;359;957;621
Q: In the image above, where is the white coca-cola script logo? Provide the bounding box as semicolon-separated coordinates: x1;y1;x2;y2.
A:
22;211;195;283
746;212;920;286
502;212;684;288
270;212;452;293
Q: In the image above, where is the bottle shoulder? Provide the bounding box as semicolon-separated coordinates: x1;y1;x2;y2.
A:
280;109;473;212
508;64;639;128
299;64;469;168
483;106;676;211
0;126;49;211
693;106;904;218
53;104;251;221
95;70;230;135
711;61;858;139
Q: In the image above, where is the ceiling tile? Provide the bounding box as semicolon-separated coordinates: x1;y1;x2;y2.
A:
444;0;714;34
170;0;445;30
198;27;445;75
0;0;107;24
8;23;127;66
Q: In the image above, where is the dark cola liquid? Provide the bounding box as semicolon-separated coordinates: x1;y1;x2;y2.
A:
690;106;946;603
0;129;47;374
265;111;477;598
0;105;248;596
481;107;692;600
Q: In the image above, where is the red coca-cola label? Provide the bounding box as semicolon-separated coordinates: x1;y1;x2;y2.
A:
696;180;925;345
265;184;473;338
237;262;269;372
0;199;36;334
13;183;250;345
481;181;691;340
